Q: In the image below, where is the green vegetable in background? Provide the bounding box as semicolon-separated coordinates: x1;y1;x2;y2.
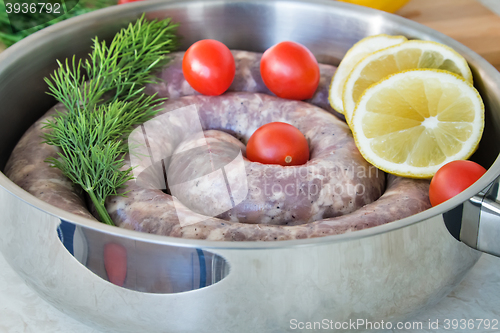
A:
0;0;116;47
43;15;179;225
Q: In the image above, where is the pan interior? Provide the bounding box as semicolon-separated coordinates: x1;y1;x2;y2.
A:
0;0;500;248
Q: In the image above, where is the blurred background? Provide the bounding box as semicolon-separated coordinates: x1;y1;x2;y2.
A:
1;0;499;72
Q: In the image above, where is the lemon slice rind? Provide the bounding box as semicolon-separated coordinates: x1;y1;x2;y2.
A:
343;40;474;125
329;34;407;114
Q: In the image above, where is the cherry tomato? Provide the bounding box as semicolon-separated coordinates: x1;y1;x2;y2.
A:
260;41;320;100
117;0;143;4
429;160;487;206
182;39;235;96
246;122;309;166
104;243;127;287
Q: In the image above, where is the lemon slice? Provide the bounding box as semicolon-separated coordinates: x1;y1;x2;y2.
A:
337;0;410;13
329;34;407;114
351;69;484;178
343;40;473;124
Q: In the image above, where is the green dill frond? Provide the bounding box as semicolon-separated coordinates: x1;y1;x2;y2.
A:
43;15;178;225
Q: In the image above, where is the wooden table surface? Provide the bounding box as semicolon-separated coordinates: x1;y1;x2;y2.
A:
397;0;500;71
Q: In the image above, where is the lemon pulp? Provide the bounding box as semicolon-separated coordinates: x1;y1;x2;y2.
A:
351;69;484;178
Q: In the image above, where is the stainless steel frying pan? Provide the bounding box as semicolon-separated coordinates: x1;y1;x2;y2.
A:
0;1;499;332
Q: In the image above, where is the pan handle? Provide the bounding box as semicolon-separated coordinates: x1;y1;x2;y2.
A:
445;176;500;257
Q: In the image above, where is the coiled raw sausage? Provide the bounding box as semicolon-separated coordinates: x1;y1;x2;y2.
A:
4;50;431;241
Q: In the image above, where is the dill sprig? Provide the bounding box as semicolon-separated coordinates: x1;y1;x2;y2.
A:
43;15;178;225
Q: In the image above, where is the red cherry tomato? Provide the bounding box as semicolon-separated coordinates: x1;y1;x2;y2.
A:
260;41;320;100
246;122;309;166
182;39;235;96
104;243;127;287
429;160;487;206
117;0;142;4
